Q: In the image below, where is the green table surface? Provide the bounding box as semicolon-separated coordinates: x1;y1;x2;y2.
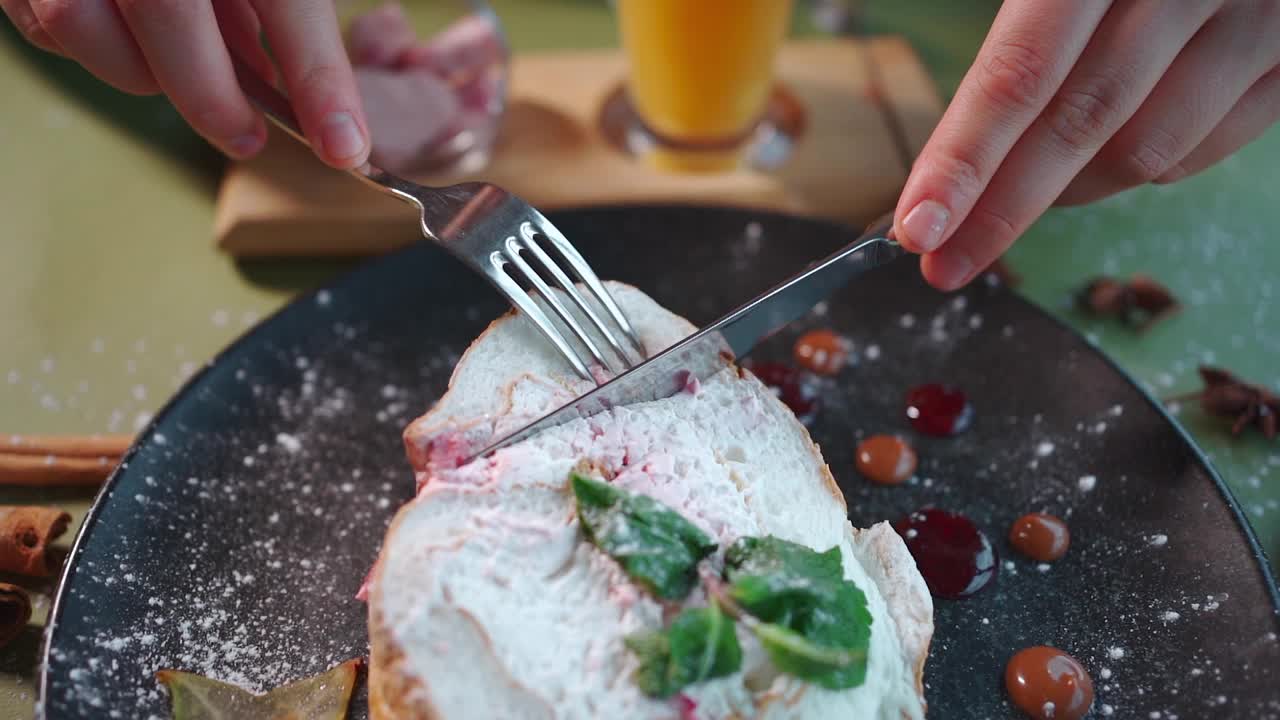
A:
1;1;1277;716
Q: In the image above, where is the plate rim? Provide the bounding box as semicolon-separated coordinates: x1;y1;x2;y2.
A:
37;203;1280;715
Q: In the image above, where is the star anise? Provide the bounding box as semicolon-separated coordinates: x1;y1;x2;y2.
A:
1078;274;1180;332
1174;366;1279;440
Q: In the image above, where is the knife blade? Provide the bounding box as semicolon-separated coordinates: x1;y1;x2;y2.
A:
465;214;904;462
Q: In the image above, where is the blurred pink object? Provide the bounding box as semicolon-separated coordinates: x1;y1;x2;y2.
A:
347;2;508;175
347;2;418;66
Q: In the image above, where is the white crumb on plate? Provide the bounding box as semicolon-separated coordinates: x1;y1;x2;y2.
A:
1149;534;1168;547
1078;475;1098;492
275;433;302;453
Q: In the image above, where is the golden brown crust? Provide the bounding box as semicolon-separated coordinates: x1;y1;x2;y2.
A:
369;606;437;720
369;497;556;720
368;498;435;720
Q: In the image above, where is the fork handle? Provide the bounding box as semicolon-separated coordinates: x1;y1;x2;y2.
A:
227;53;428;209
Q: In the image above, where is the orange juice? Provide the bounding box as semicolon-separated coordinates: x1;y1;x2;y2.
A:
617;0;794;144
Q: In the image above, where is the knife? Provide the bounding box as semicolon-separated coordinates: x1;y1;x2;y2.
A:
465;213;904;462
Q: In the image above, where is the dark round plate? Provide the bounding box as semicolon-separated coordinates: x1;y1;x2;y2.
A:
41;206;1280;719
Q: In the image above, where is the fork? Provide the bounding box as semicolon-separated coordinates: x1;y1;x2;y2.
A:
229;56;644;383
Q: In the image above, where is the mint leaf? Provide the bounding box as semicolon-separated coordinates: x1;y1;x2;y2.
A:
625;604;742;698
752;622;866;684
624;631;672;697
725;536;872;689
724;536;845;624
572;473;717;600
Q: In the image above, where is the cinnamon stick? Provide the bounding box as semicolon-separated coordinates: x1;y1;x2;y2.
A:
0;584;32;649
0;506;72;576
0;452;121;487
3;433;132;458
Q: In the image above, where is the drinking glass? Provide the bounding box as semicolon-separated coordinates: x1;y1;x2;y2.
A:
609;0;799;173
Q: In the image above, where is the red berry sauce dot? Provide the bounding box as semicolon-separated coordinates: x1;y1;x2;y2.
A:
894;508;998;599
905;383;974;436
744;361;820;425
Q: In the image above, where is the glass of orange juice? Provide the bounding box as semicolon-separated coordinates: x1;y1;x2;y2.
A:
611;0;799;172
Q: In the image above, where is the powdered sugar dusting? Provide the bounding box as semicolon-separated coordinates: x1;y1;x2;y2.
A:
275;433;302;454
43;312;458;717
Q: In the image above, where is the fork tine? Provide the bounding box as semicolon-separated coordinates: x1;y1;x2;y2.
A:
519;223;636;370
532;220;646;359
502;238;616;377
488;251;594;383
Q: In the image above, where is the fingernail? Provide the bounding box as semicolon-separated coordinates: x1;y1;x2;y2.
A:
321;111;367;162
229;133;264;158
901;200;951;253
931;251;974;291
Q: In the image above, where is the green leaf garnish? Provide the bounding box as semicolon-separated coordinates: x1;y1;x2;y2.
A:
725;536;872;689
625;603;742;698
156;658;359;720
572;470;874;694
752;622;866;683
572;472;717;600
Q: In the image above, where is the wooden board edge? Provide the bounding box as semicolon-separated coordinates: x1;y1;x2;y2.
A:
864;35;947;161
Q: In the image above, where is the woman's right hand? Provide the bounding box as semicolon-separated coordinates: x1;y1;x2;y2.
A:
2;0;372;169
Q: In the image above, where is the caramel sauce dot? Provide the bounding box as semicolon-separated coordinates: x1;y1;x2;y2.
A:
855;435;917;485
793;329;852;376
1005;646;1094;720
1009;513;1070;562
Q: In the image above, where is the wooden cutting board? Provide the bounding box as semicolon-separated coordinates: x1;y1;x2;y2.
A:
214;36;943;257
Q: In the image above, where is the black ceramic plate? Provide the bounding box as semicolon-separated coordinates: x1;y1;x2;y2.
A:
42;206;1280;719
